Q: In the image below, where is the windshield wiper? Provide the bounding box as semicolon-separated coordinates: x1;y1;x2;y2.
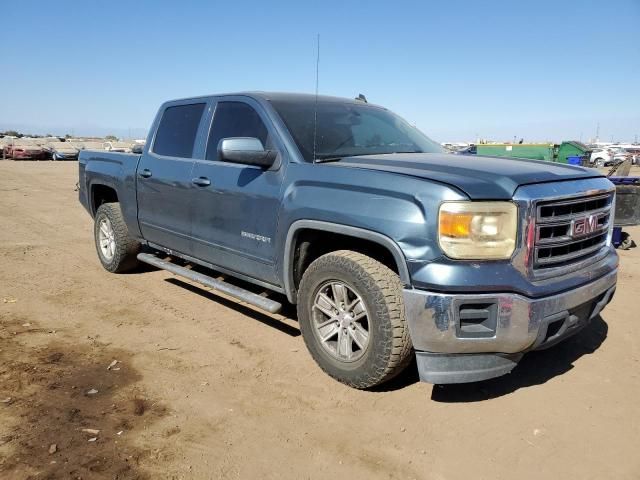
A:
314;153;373;163
314;156;344;163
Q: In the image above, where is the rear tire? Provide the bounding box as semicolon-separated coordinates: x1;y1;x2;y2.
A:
94;203;140;273
297;250;412;389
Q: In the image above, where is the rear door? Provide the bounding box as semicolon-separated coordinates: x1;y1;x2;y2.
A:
190;97;287;285
136;101;207;255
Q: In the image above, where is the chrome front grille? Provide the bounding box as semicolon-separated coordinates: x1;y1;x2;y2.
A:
534;192;614;268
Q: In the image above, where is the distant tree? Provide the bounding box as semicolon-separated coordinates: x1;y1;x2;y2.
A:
65;134;71;139
3;130;21;137
105;135;118;141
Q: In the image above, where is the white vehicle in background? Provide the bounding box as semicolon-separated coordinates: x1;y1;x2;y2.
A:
590;146;633;167
103;141;132;153
0;136;15;158
80;141;108;151
614;144;640;165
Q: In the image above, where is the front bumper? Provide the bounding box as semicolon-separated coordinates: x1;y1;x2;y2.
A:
403;268;617;383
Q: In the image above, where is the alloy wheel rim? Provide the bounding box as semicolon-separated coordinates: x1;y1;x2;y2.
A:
312;280;370;362
98;218;116;261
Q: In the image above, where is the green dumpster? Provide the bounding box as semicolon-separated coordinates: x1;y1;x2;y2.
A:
556;141;591;165
476;143;555;161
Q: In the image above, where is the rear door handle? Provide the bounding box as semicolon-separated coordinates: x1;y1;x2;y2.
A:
192;177;211;187
139;169;152;178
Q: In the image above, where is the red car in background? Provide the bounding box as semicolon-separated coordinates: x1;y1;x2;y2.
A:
3;139;47;160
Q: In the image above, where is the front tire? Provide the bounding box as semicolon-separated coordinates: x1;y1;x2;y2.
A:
297;250;412;389
94;203;140;273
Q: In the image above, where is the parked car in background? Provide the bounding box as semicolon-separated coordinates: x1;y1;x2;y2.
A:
81;141;110;151
103;141;132;153
0;137;15;159
131;143;144;154
4;138;47;160
45;141;79;160
627;148;640;165
455;144;477;155
590;147;632;167
614;145;640;165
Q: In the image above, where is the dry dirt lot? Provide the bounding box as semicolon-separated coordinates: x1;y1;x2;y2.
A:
1;161;639;480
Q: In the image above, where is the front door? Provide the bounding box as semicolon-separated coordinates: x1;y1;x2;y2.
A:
190;98;286;285
136;102;206;255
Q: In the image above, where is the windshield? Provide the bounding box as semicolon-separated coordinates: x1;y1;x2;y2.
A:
270;100;445;161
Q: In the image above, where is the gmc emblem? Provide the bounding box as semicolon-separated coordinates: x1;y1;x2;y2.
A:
571;214;599;238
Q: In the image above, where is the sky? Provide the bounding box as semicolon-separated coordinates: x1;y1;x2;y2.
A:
1;0;639;143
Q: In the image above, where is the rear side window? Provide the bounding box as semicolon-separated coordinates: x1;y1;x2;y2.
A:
206;102;269;161
153;103;206;158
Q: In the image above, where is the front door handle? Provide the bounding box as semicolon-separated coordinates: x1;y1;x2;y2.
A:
192;177;211;187
139;169;152;178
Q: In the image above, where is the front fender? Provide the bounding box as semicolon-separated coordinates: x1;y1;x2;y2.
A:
275;164;467;301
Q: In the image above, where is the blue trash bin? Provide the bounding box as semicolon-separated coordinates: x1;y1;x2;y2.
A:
567;156;581;165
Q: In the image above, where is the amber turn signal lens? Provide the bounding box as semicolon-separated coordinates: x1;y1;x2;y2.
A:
439;213;473;238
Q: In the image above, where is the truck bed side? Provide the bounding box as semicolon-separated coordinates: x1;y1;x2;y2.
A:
78;150;143;239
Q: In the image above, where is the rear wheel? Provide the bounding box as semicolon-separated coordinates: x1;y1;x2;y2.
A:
297;250;412;389
94;202;140;273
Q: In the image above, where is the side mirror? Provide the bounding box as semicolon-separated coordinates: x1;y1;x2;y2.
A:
218;137;276;168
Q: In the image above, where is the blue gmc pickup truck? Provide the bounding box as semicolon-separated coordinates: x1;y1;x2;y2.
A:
79;92;618;388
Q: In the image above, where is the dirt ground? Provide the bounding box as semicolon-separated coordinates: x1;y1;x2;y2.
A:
0;161;639;480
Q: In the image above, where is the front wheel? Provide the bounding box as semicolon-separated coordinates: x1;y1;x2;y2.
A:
297;250;413;389
94;203;140;273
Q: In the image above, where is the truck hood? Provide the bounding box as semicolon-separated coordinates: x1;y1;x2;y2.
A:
328;153;603;199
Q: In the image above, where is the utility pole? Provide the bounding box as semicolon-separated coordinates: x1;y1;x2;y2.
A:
595;122;600;143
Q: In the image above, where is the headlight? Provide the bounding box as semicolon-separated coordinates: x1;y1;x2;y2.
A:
438;201;518;259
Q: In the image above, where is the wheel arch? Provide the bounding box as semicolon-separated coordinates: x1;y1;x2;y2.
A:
90;183;119;216
282;220;411;303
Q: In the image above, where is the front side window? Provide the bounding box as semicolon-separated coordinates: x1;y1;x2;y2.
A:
153;103;206;158
206;102;269;161
269;100;445;161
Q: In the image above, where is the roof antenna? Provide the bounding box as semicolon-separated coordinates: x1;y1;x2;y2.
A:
313;33;320;163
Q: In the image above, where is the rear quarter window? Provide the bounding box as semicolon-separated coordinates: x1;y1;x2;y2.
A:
153;103;206;158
